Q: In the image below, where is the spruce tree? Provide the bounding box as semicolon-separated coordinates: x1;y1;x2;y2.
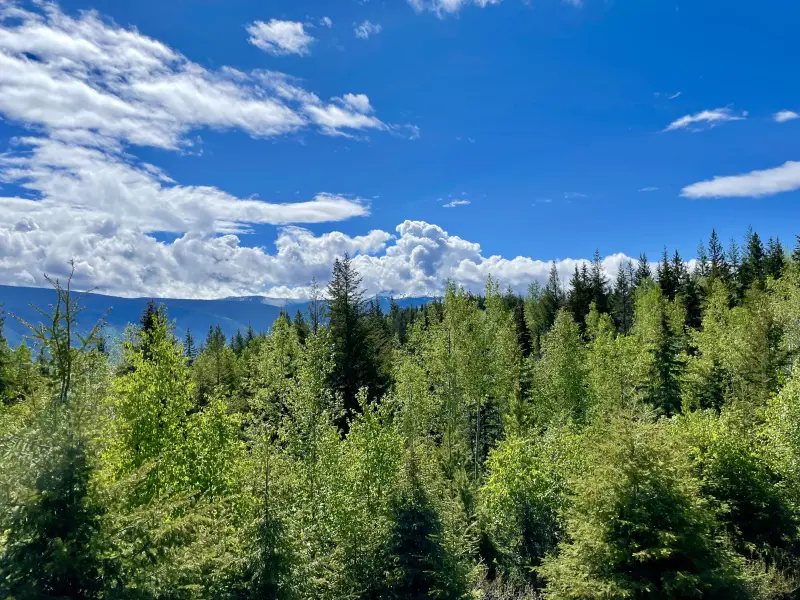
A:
634;253;651;287
708;229;730;282
766;236;785;279
588;250;610;315
542;263;564;330
611;261;634;335
567;264;592;329
231;329;247;356
184;328;197;364
696;242;710;279
293;310;309;346
326;254;375;422
792;234;800;266
740;227;766;291
657;248;678;301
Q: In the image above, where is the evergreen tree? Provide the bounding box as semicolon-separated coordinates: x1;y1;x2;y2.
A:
766;236;786;280
307;276;324;335
184;328;197;364
792;234;800;266
588;250;610;315
231;329;247;356
611;260;634;335
708;229;730;282
696;242;710;279
567;264;592;329
326;254;376;422
0;440;108;599
541;263;564;330
740;227;766;291
292;310;309;346
246;323;256;345
634;253;651;287
539;416;751;600
373;454;466;600
657;248;678;301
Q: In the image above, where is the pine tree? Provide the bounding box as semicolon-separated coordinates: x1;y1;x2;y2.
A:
634;253;651;287
373;454;466;600
231;329;247;356
542;263;564;330
567;264;592;329
246;323;256;345
611;261;634;335
766;236;785;279
184;328;197;364
588;250;610;315
326;254;375;422
792;234;800;266
708;229;730;282
739;227;766;291
657;248;678;301
0;440;108;599
696;242;710;279
293;310;309;346
539;416;751;600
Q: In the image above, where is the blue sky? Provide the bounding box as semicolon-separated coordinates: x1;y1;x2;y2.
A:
0;0;798;298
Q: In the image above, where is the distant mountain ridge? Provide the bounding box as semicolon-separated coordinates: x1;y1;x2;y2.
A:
0;284;431;348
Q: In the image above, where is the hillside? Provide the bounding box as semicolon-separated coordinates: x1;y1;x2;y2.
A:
0;284;430;347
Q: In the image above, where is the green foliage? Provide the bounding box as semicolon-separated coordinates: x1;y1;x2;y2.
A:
539;414;754;600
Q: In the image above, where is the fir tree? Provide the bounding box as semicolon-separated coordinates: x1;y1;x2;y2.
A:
740;227;766;291
634;253;652;287
792;234;800;266
588;250;610;315
231;329;247;356
696;242;710;279
766;236;785;280
293;310;309;346
567;264;592;330
184;328;197;364
657;248;678;301
542;263;564;330
708;229;729;282
611;260;634;335
326;254;376;422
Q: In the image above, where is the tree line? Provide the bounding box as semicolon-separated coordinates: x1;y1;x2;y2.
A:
1;229;800;599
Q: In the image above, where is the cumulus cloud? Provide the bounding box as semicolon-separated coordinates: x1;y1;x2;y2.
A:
774;110;799;123
681;161;800;198
664;107;746;132
354;20;382;39
0;212;641;300
0;1;422;298
407;0;501;16
246;19;315;56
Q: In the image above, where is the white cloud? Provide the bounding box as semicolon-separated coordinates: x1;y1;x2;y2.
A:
320;16;333;28
407;0;501;16
443;199;470;208
564;191;587;199
0;2;422;299
664;107;746;132
668;92;681;100
638;186;658;192
354;20;382;39
341;93;374;113
246;19;315;56
774;110;799;123
681;161;800;198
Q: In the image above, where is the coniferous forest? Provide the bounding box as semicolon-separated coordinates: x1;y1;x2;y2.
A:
3;228;800;600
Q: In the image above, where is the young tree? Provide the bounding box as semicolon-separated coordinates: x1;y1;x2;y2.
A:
539;415;752;600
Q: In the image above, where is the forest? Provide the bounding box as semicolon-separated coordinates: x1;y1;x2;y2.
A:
2;227;800;599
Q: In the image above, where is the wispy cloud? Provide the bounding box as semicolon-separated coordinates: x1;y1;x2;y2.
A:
774;110;799;123
443;199;471;208
564;191;588;199
668;92;681;100
682;161;800;198
246;20;315;56
408;0;502;17
638;186;658;192
320;16;333;28
664;107;747;132
354;20;382;39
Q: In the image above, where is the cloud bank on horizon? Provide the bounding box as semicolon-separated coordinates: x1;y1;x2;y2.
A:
0;0;797;300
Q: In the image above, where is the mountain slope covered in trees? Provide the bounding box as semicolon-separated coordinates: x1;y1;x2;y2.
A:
1;231;800;599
